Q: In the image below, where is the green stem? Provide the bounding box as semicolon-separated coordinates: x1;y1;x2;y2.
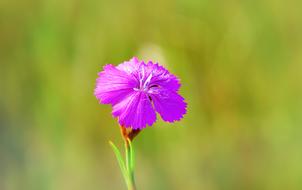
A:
111;126;139;190
109;141;131;188
109;139;137;190
125;138;136;190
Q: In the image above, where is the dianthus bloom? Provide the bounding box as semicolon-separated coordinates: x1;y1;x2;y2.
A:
94;57;187;130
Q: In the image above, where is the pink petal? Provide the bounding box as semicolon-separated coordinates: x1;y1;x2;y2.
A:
149;88;187;122
112;91;157;129
94;64;137;105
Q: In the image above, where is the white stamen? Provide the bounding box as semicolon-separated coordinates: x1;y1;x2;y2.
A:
143;72;153;89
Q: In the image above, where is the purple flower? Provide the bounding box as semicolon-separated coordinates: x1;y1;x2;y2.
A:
94;57;187;130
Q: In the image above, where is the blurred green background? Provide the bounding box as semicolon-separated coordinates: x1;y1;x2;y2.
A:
1;0;302;189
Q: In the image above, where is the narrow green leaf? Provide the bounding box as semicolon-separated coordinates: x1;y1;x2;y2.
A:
109;141;131;187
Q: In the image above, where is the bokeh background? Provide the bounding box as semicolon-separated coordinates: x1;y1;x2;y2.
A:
1;0;302;189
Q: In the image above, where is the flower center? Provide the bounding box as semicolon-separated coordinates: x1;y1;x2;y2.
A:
134;72;156;92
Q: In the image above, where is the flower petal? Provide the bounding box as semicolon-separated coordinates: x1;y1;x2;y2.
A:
117;58;181;91
112;91;157;129
144;61;181;91
149;88;187;122
116;57;141;75
94;64;137;105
